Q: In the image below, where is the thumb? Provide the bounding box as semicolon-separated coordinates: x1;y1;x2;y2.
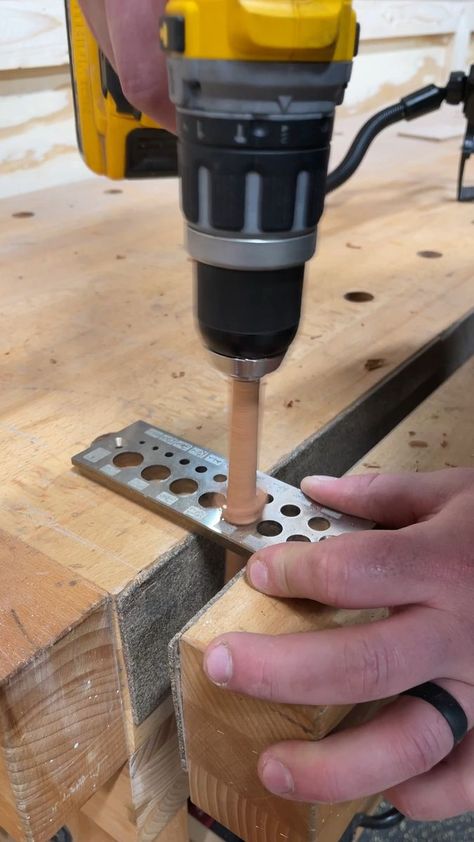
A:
301;471;451;528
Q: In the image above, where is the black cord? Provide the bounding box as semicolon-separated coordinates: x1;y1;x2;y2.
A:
359;806;405;829
326;103;405;193
326;84;446;193
339;806;405;842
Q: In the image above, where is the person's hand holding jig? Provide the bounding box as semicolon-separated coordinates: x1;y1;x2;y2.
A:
204;469;474;820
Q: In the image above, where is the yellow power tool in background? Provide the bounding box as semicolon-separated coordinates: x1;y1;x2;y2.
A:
65;0;177;179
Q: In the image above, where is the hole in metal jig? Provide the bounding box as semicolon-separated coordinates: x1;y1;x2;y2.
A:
169;478;199;495
287;535;311;542
308;517;330;531
179;458;190;465
213;474;227;482
165;451;174;457
141;465;171;481
266;494;274;503
199;492;226;509
281;504;300;517
195;465;207;473
152;445;159;451
113;452;144;468
139;440;145;444
344;291;374;303
257;520;283;537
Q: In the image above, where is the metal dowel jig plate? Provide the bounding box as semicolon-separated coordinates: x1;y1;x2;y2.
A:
72;421;372;554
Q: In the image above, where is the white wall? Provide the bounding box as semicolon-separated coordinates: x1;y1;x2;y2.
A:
1;0;473;198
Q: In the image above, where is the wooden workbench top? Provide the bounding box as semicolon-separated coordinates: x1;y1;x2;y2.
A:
1;117;473;842
1;125;472;598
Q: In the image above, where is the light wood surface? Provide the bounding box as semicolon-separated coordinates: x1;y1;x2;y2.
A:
178;581;386;842
82;709;188;842
1;128;473;839
0;534;127;842
1;137;472;595
352;355;474;475
176;356;474;842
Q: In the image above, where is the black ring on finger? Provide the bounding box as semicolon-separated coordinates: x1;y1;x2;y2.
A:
402;681;468;745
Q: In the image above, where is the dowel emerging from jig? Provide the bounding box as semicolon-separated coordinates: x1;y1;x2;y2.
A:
224;378;266;527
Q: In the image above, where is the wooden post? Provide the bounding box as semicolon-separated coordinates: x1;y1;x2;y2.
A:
0;533;127;842
81;696;189;842
175;576;386;842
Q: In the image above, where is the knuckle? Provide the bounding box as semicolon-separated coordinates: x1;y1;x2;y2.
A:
343;636;394;700
251;648;281;701
317;542;351;605
397;724;446;777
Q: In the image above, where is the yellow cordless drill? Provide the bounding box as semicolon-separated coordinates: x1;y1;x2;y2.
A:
66;0;358;380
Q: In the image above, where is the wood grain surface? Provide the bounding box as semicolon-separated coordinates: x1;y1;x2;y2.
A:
0;535;127;841
1;125;473;840
1;134;472;596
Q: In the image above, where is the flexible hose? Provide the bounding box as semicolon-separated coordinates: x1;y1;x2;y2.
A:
326;102;405;193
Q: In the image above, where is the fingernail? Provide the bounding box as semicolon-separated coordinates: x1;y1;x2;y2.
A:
261;757;294;795
305;475;337;484
204;643;233;685
248;558;269;591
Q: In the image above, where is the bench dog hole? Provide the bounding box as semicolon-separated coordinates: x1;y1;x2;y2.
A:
257;520;283;537
170;478;199;495
309;516;330;531
287;535;311;542
113;452;144;468
141;465;171;481
344;291;374;302
281;504;300;517
199;492;226;509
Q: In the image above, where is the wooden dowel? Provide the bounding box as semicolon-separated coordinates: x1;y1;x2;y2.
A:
224;379;266;526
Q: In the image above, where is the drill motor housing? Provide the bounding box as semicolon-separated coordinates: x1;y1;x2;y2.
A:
161;0;358;376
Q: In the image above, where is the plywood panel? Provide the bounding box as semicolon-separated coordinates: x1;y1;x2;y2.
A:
1;1;68;71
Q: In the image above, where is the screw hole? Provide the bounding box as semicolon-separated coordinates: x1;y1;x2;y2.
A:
195;465;207;473
280;504;300;517
139;440;145;444
169;478;199;495
266;494;274;503
257;520;283;537
152;445;159;451
308;516;330;532
113;452;143;468
179;458;190;465
213;473;227;482
287;535;311;542
141;465;171;481
165;451;174;457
